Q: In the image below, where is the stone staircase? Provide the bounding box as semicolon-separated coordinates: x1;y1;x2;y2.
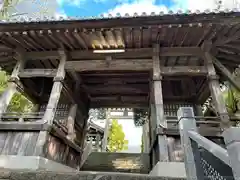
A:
81;152;150;174
0;169;186;180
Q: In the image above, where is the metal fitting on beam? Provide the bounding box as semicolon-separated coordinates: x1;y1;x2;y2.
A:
53;76;64;82
156;126;166;135
208;74;219;81
153;74;163;81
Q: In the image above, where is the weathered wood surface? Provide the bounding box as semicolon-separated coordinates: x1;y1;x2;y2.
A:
45;133;81;168
42;52;66;125
166;136;225;163
66;60;206;75
0;130;82;169
26;47;204;60
152;44;169;162
0;131;41;156
203;42;231;128
167;137;183;162
19;69;57;78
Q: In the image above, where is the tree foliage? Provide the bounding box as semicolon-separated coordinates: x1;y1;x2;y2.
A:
107;119;128;152
133;108;148;126
0;70;32;113
222;67;240;115
0;0;22;19
204;67;240;123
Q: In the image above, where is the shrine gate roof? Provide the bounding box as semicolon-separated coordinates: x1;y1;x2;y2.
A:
0;10;239;107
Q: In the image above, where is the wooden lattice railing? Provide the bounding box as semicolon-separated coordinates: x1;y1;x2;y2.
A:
178;107;240;180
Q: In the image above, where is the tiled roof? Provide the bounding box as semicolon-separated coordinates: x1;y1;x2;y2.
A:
3;8;240;23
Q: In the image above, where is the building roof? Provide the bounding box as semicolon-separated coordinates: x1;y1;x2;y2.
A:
0;11;239;107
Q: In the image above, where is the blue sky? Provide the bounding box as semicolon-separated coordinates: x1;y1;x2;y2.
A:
56;0;187;17
57;0;176;17
55;0;238;19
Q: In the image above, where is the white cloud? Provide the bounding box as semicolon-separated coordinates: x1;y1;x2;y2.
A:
104;0;240;17
55;10;67;19
105;0;168;16
173;0;240;11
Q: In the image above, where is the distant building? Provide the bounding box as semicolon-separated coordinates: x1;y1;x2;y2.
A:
93;109;134;128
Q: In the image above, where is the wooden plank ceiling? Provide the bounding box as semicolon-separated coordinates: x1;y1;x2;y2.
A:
0;12;239;107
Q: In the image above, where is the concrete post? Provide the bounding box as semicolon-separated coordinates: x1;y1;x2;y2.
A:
177;107;199;180
223;127;240;180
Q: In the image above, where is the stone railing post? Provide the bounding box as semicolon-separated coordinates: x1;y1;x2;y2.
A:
177;107;200;180
223;127;240;180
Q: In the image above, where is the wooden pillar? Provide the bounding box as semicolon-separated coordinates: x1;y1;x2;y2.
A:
95;134;101;152
152;44;169;162
102;110;110;152
0;51;25;118
202;41;231;129
143;121;150;153
42;50;66;125
67;104;77;141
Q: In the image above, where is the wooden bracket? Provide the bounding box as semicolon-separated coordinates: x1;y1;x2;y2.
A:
201;40;212;52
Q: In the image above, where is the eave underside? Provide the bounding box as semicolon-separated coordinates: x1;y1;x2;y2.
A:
0;13;239;108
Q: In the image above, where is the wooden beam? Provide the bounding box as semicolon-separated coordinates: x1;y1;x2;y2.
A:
65;59;207;75
67;104;77;141
212;57;240;92
84;77;149;84
152;44;169;162
42;49;66;125
25;47;204;60
0;121;49;131
66;59;152;71
162;127;223;137
86;84;149;94
217;53;240;64
202;41;231;129
161;66;207;76
91;95;148;102
90;101;148;108
81;72;149;77
19;69;57;78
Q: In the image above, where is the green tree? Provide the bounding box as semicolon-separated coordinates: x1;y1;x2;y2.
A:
0;70;32;114
107;119;128;152
221;67;240;116
0;0;21;18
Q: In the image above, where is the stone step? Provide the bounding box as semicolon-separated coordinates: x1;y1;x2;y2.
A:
0;169;186;180
81;152;150;174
